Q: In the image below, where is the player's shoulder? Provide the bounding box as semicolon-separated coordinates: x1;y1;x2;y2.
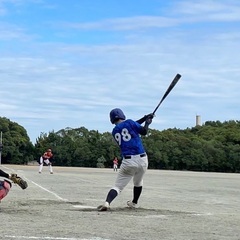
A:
126;119;140;127
112;119;136;132
126;118;133;122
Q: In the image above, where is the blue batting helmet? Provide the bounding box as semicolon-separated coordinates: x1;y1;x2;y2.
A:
110;108;126;124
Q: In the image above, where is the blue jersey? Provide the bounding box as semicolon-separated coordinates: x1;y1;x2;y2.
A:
112;119;145;156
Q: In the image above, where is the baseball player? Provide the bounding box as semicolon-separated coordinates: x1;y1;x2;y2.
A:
0;168;28;202
38;148;54;174
113;157;118;172
97;108;154;211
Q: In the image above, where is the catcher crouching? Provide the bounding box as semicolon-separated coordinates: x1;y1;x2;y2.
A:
0;169;28;202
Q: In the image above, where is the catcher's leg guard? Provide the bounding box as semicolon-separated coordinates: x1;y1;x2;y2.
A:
0;180;12;201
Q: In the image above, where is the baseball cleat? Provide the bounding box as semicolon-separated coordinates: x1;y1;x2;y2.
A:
97;202;110;211
127;201;137;209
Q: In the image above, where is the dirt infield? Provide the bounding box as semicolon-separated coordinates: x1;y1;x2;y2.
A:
1;165;240;240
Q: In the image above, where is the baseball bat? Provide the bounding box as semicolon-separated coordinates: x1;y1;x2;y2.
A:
152;73;181;115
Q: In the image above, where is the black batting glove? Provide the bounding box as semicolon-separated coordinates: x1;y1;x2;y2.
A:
146;113;154;119
136;113;154;124
145;116;152;125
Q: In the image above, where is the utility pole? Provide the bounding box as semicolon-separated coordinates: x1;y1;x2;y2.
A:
0;131;2;165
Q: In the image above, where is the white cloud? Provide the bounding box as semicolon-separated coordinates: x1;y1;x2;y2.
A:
0;0;239;143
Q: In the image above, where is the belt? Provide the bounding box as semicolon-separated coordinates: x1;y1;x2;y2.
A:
124;153;146;159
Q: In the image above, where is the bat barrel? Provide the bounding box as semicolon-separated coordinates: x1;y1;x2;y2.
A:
152;73;181;114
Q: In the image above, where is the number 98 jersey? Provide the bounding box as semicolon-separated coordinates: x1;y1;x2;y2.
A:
112;119;145;156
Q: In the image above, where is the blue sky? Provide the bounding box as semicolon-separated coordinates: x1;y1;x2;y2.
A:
0;0;239;144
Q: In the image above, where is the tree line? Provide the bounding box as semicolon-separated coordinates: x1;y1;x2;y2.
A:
0;117;240;173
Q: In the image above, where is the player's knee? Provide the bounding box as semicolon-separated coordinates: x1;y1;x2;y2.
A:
133;180;143;187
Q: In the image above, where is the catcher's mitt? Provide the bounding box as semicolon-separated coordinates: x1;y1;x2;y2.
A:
9;174;28;190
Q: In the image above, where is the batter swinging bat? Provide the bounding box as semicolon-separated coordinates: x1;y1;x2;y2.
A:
152;73;181;115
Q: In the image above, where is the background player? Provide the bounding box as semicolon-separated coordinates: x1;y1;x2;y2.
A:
97;108;154;211
113;156;118;172
38;148;54;174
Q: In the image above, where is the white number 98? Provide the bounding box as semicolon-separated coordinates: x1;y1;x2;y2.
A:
114;128;131;145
